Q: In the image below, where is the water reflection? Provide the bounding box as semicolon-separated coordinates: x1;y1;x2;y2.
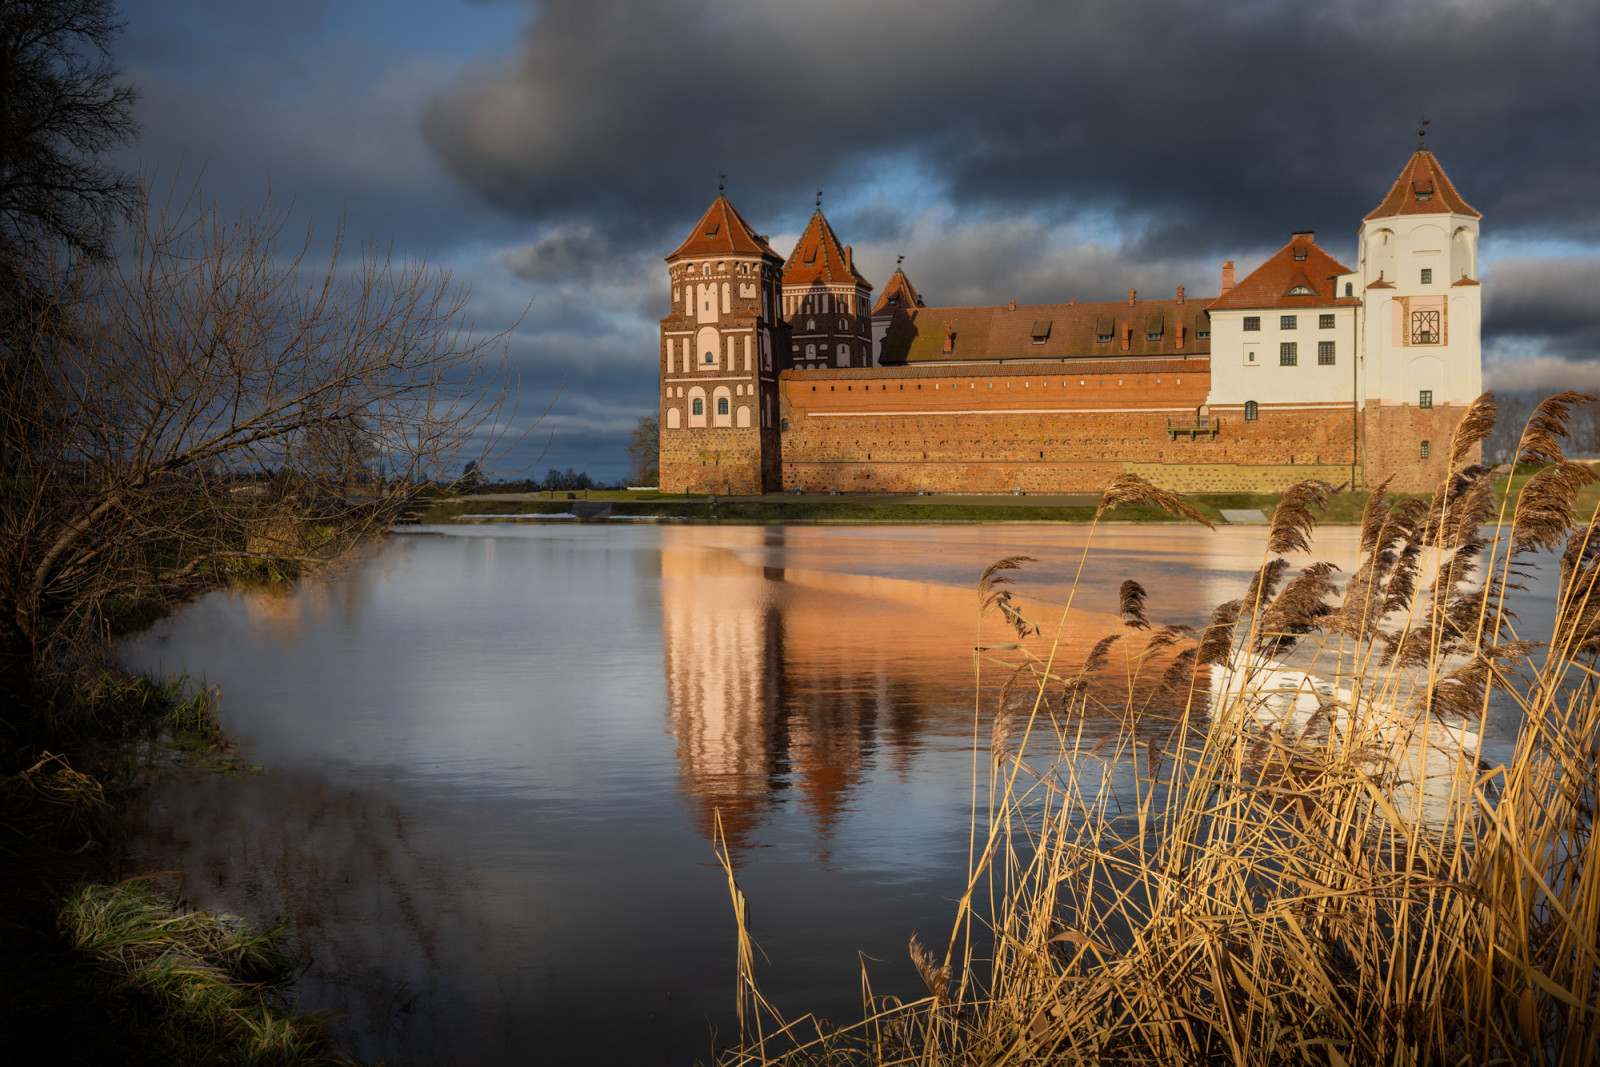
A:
118;522;1549;1066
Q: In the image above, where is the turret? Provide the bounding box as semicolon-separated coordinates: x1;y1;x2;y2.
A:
658;194;788;493
1355;141;1483;487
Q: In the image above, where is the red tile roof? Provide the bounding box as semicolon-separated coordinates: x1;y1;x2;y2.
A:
782;210;871;288
872;269;924;315
667;196;780;260
1364;149;1480;221
880;297;1213;364
1207;234;1357;312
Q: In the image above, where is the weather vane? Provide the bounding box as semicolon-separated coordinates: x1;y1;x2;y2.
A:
718;173;726;192
896;254;905;269
815;189;823;209
1418;117;1430;147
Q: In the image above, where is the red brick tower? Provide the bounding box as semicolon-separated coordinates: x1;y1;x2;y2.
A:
659;194;788;494
781;209;874;369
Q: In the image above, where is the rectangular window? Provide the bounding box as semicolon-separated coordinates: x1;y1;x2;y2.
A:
1095;332;1113;343
1319;314;1335;329
1243;316;1260;332
1247;350;1256;363
1146;331;1161;341
1421;440;1431;459
1280;342;1298;366
1281;315;1298;330
1317;341;1335;365
1420;268;1433;284
1419;390;1433;409
1196;326;1210;339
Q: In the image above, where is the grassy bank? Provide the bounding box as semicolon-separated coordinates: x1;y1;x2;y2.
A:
716;398;1600;1065
0;672;353;1066
411;489;1383;526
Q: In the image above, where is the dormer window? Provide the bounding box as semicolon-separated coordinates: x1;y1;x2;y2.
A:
886;294;899;307
803;246;817;265
1293;248;1307;261
1286;285;1315;296
1412;180;1434;202
1031;320;1052;344
704;222;720;237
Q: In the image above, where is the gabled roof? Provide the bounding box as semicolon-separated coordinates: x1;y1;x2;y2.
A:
872;269;925;315
668;196;779;260
879;297;1214;365
1364;148;1480;221
1207;234;1357;312
782;211;871;288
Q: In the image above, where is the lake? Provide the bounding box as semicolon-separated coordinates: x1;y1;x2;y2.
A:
118;522;1539;1065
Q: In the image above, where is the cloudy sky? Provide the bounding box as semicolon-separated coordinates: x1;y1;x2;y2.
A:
113;0;1600;482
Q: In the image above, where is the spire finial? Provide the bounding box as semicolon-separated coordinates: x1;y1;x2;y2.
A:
815;189;823;209
718;173;726;192
896;254;905;269
1417;117;1430;149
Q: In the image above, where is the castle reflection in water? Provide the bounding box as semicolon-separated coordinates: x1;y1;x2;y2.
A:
658;526;1132;852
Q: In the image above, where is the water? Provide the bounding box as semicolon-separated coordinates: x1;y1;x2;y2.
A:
117;523;1549;1064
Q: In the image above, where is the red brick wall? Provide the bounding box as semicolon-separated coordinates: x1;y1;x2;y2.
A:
1362;402;1473;493
776;364;1363;494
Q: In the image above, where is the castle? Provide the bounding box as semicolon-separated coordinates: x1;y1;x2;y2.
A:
658;144;1482;496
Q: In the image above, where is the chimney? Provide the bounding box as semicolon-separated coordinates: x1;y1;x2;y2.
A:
1008;299;1016;311
1176;322;1186;349
1128;288;1137;307
943;325;955;354
1120;322;1130;351
1177;284;1186;305
1221;261;1236;294
844;245;853;271
1068;297;1075;305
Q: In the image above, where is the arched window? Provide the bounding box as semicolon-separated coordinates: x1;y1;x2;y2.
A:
717;397;729;416
1286;285;1315;296
839;318;847;330
806;344;816;359
806;319;815;331
1344;282;1353;297
1420;440;1431;459
1244;400;1258;421
692;398;703;415
703;351;715;364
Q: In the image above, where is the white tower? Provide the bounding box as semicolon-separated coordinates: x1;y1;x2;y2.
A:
1350;141;1483;488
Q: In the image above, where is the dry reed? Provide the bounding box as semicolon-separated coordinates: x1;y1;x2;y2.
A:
715;390;1600;1066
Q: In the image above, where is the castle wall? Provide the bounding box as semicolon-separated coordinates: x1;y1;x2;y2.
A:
1362;400;1472;493
776;363;1364;495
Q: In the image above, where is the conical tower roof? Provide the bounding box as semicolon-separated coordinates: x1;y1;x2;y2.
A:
668;196;779;260
782;210;871;288
871;267;924;315
1365;148;1480;221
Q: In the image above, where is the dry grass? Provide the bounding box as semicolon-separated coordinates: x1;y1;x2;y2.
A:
715;391;1600;1066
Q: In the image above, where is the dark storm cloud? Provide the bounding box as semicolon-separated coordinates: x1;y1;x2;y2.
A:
1483;257;1600;363
422;0;1600;255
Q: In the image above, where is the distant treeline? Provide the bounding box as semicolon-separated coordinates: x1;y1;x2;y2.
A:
458;463;616;493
